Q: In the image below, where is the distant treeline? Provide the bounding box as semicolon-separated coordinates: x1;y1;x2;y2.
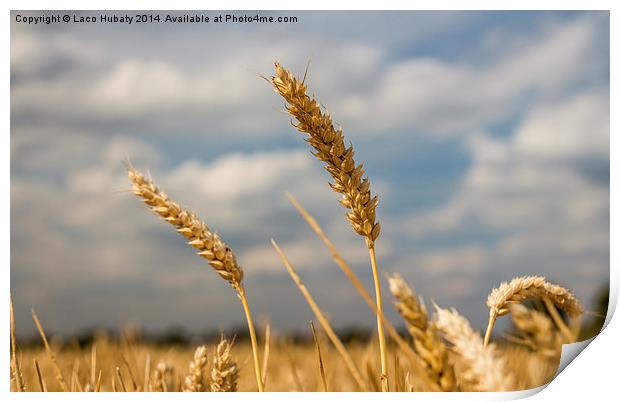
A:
17;283;609;349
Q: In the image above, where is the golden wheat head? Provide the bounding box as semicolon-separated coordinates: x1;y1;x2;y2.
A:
271;62;380;246
127;167;244;291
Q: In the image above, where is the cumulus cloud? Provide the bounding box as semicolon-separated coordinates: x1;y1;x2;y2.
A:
10;11;609;335
336;14;607;136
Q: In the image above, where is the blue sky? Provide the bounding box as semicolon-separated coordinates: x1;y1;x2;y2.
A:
11;11;609;337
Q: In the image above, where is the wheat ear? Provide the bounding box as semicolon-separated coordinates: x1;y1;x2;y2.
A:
127;166;263;391
151;361;169;392
484;276;582;345
286;192;441;391
210;338;239;392
183;345;209;392
509;304;562;359
388;274;455;391
272;62;388;391
434;306;512;391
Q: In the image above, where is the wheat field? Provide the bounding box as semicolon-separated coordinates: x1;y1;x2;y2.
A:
10;62;600;392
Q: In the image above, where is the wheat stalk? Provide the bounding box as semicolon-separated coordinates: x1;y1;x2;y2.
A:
271;62;388;391
10;298;25;392
127;166;263;391
285;193;441;391
388;274;455;391
31;309;69;391
310;322;328;391
183;345;209;392
484;276;583;345
434;306;512;391
271;238;366;390
210;338;238;392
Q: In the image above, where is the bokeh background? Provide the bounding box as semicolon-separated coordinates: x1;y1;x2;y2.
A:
11;11;609;338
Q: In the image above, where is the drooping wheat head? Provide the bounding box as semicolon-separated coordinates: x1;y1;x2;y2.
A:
434;306;513;392
388;274;455;391
484;276;583;345
183;345;209;392
210;338;238;392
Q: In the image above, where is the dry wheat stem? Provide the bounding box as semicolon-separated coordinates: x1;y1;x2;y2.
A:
95;370;102;392
127;166;263;391
271;238;366;390
434;306;512;391
238;286;264;391
310;322;328;391
272;63;388;390
183;345;209;392
261;324;271;390
484;276;583;346
116;367;128;392
542;297;576;343
34;360;47;392
388;274;455;391
210;338;239;392
10;298;26;392
32;309;69;391
286;192;441;391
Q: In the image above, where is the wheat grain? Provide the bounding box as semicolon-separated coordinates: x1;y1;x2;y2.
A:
151;361;171;392
210;338;238;392
127;165;263;391
271;63;380;244
183;345;209;392
272;62;388;391
388;274;455;391
128;167;243;290
434;306;512;391
484;276;583;345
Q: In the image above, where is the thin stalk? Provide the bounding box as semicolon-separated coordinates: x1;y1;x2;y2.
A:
368;244;389;391
261;323;271;389
483;311;497;346
543;297;575;342
272;238;366;390
10;298;25;392
310;321;328;392
32;309;69;391
286;193;440;391
34;360;47;391
238;286;264;392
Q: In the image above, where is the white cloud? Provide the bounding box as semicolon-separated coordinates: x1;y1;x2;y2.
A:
10;12;608;335
335;14;605;136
